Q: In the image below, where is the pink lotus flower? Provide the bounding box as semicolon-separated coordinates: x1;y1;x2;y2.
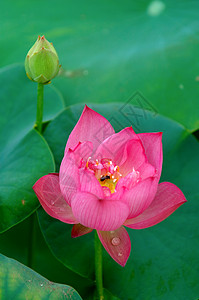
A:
33;105;187;266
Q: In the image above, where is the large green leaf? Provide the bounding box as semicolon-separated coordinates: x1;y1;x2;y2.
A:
0;210;121;300
0;213;93;299
0;64;64;233
0;130;55;233
1;1;199;130
0;253;82;300
38;103;199;299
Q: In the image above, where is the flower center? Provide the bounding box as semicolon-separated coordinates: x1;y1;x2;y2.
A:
85;158;122;194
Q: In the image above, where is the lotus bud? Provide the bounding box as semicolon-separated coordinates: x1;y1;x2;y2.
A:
25;35;60;84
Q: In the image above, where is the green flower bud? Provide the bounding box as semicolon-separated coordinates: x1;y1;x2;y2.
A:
25;35;60;84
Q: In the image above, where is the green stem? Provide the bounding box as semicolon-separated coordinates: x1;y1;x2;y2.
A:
28;83;44;267
35;83;44;133
27;213;35;268
95;231;104;300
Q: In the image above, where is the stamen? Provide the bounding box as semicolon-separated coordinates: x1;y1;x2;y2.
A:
84;157;122;193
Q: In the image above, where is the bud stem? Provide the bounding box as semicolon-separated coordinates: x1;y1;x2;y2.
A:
35;83;44;133
95;231;104;300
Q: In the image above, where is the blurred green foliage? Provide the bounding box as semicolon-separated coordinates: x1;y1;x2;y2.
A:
1;0;199;130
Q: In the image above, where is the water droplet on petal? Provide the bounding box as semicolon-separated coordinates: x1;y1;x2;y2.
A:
118;252;123;257
111;237;121;246
51;201;55;205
